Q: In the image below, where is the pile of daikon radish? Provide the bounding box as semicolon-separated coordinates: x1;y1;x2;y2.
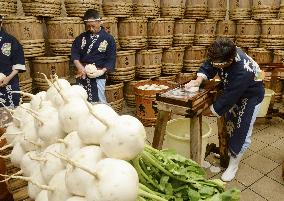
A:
0;74;149;201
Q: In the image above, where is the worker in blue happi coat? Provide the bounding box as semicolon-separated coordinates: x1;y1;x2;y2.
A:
0;15;26;109
186;37;265;182
71;9;116;103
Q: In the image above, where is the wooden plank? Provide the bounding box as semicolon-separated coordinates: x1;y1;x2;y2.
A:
190;116;202;164
152;110;172;149
217;117;230;168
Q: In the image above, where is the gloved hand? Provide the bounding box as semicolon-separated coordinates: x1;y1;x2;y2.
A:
87;69;105;78
184;80;201;93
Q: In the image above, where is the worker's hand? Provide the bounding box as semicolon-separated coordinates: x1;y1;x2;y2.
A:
0;77;11;87
76;67;87;79
87;69;105;79
185;79;201;90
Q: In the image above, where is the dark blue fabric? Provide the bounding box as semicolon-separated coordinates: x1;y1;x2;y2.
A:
198;48;265;117
0;31;24;107
225;97;258;155
76;77;99;102
71;27;116;79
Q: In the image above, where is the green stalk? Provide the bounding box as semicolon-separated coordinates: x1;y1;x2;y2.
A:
139;189;168;201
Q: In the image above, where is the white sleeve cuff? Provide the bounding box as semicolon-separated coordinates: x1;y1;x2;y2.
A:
210;105;221;118
197;73;208;80
12;64;26;71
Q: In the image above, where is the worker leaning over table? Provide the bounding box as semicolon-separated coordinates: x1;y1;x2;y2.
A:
71;9;116;103
185;37;265;182
0;15;26;110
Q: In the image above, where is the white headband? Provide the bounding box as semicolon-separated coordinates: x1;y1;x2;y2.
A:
84;18;101;22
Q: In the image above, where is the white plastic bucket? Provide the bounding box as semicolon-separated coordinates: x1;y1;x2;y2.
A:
257;88;275;117
164;118;212;163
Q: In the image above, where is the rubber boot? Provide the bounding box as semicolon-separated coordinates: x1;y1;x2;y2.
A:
221;153;243;182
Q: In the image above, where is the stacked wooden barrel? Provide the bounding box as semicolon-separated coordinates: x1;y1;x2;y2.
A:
133;0;160;18
273;50;284;63
247;48;273;64
65;0;100;17
124;79;149;107
46;17;84;55
136;49;163;79
194;19;217;46
31;56;70;91
252;0;280;19
118;17;148;50
235;20;260;48
280;0;284;18
101;17;119;49
162;47;185;75
229;0;252;20
3;16;45;58
102;0;133;17
207;0;227;20
183;46;207;72
160;0;186;18
21;0;61;17
0;0;17;16
173;19;196;47
184;0;207;19
216;20;236;42
108;50;136;83
148;18;175;48
105;82;124;113
260;19;284;50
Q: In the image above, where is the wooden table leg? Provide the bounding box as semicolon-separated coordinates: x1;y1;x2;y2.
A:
217;117;230;168
190;116;202;164
152;110;171;149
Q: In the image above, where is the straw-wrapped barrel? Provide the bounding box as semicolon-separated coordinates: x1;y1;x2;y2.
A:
185;0;208;19
207;0;227;20
247;48;273;64
118;17;147;50
0;0;17;16
162;47;185;75
64;0;100;17
194;19;217;46
46;17;84;56
105;82;124;113
173;19;196;47
183;46;207;72
252;0;280;19
229;0;252;20
102;0;133;17
102;17;119;50
216;20;236;42
3;16;45;58
21;0;61;17
108;50;136;83
236;20;260;48
160;0;186;18
133;0;160;18
260;20;284;50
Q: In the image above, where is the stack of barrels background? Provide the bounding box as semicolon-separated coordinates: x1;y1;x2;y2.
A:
0;0;283;200
0;0;283;126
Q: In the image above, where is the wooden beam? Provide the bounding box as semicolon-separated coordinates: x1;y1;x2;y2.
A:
152;110;171;149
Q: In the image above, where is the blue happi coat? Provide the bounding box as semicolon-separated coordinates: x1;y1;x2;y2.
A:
198;48;265;155
71;27;116;102
0;30;25;108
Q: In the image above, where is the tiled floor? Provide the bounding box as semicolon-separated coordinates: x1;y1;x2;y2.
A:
121;104;284;201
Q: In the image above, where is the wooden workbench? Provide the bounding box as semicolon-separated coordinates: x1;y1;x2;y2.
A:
152;81;229;166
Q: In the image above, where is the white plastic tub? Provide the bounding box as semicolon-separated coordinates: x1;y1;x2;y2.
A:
257;88;275;117
164;118;212;163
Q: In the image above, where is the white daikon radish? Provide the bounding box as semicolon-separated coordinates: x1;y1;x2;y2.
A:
58;98;90;133
86;158;139;201
12;102;32;127
0;73;6;80
67;196;88;201
99;115;146;161
10;142;26;167
20;151;41;177
19;121;40;152
40;143;66;183
11;91;47;111
77;114;107;145
59;131;85;157
64;146;105;196
2;123;22;144
91;103;119;124
35;190;48;201
85;64;97;74
27;166;47;199
46;170;72;201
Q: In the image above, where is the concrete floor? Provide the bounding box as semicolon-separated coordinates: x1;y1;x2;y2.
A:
121;104;284;201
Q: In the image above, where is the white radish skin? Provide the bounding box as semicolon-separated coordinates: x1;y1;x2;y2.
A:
86;158;139;201
59;131;85;157
40;143;66;183
28;166;47;199
91;103;119;124
12;103;32;127
58;98;90;133
19;122;40;152
65;146;105;196
67;197;88;201
77;114;107;145
3;123;22;144
20;151;41;177
47;170;72;201
100;115;146;161
10;142;26;167
35;190;48;201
